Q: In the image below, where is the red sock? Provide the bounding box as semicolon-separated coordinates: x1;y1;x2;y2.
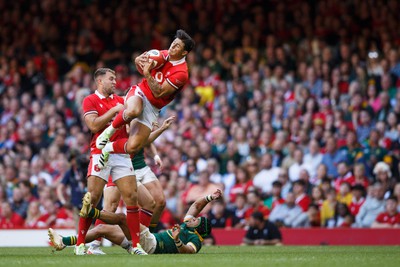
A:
112;109;129;128
139;208;153;227
77;217;93;245
126;206;140;245
94;219;105;242
112;138;128;153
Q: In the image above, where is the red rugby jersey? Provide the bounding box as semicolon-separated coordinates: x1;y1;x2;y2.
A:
138;50;188;109
82;90;128;154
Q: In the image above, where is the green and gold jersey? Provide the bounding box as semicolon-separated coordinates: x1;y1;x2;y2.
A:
153;223;202;254
131;148;146;170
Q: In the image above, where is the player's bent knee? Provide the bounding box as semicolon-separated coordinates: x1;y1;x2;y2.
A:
126;142;143;155
125;106;141;119
122;191;138;204
155;198;166;209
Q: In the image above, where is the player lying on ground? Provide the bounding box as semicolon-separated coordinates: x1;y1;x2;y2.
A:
49;189;222;254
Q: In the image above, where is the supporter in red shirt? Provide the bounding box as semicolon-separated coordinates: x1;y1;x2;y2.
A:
349;184;366;216
371;197;400;228
36;199;72;228
244;190;270;221
229;166;253;203
0;202;24;229
292;180;311;212
345;163;370;189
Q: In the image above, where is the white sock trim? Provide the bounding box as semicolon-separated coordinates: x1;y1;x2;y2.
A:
104;142;114;152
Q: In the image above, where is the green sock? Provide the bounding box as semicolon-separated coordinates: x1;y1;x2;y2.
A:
63;236;77;246
88;208;101;219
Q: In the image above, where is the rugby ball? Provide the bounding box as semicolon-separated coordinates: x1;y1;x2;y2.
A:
146;49;166;69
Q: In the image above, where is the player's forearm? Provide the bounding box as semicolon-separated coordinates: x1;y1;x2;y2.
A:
186;197;210;218
87;109;119;133
174;239;196;254
146;126;166;145
144;74;163;98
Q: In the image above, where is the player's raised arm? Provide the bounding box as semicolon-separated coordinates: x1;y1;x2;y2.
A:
184;189;223;219
146;116;176;145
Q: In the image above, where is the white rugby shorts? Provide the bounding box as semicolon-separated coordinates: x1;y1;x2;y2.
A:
125;86;160;129
135;166;158;185
88;154;135;182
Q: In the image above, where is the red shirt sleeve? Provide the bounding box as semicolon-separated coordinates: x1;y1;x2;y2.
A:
165;70;188;90
82;96;98;117
375;213;385;223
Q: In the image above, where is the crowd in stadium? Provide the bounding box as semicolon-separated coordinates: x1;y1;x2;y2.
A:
1;0;400;232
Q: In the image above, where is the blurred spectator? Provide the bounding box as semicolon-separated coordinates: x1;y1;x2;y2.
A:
320;188;337;227
56;150;87;229
242;212;282;246
24;201;41;228
253;153;280;195
268;192;303;227
355;183;386;228
336;182;353;206
321;137;347;179
229;165;253;203
311;186;325;207
263;181;285;210
183;171;219;216
36;199;73;228
243;190;270;221
334;162;353;191
294;204;321;228
292;180;311;212
0;202;24;228
229;193;248;229
326;203;353;228
349;184;366;216
371;197;400;228
303;139;323;178
277;168;291;199
373;161;395;198
11;187;29;219
207;200;232;228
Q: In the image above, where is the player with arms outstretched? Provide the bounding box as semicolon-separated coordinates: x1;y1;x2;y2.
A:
49;189;222;254
95;29;195;168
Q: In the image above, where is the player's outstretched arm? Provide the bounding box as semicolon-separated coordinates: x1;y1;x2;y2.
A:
146;116;176;145
185;189;222;219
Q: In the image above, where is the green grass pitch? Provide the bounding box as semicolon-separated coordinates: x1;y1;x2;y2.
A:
0;246;399;267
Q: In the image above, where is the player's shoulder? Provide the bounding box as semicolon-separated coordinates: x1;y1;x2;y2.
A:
83;93;99;102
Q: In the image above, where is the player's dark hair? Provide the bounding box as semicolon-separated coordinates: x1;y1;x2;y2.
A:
195;217;212;237
175;29;195;53
94;68;115;81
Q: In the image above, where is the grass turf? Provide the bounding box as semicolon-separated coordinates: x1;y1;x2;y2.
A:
0;246;399;267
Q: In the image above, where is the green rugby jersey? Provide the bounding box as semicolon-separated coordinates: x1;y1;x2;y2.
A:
153;223;202;254
131;148;146;169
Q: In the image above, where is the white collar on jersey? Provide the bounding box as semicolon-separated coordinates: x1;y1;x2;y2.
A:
168;56;186;66
95;90;114;99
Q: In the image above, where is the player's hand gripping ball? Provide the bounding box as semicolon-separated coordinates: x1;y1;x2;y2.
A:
146;49;166;69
